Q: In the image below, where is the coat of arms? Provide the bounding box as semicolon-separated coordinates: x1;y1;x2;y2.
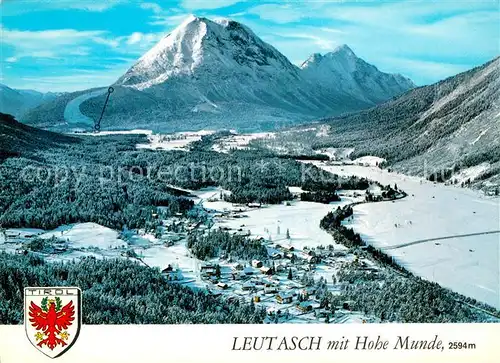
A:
24;287;82;358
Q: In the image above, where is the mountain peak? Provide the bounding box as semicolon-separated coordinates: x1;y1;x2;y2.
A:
331;44;356;57
300;45;357;69
300;44;414;104
22;17;417;132
116;15;296;90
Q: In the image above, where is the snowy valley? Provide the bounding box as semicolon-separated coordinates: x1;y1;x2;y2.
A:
1;11;499;327
1;124;498;324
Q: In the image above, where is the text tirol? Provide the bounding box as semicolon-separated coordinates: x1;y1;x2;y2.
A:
25;288;78;296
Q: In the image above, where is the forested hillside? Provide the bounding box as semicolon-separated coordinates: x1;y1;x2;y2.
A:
0;253;265;324
254;58;500;191
0;118;369;230
318;57;500;189
0;112;75;160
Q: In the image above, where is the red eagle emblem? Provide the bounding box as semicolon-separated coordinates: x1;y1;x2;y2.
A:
28;297;75;350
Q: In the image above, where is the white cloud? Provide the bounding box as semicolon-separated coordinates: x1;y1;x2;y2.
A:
1;27;119;60
63;0;123;12
181;0;246;10
320;27;345;34
149;13;192;27
125;32;163;47
1;0;126;15
92;37;120;48
276;33;339;51
69;47;91;56
248;4;304;24
5;56;17;63
127;32;143;45
30;51;58;58
381;57;473;82
16;67;128;92
140;2;163;14
2;28;107;48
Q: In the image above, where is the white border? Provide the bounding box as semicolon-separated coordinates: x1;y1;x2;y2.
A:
0;323;498;362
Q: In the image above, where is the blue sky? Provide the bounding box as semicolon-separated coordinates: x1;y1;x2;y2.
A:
1;0;498;92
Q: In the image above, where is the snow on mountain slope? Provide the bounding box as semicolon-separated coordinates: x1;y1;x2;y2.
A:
319;57;500;192
24;16;414;132
114;15;335;117
118;16;299;91
300;45;415;105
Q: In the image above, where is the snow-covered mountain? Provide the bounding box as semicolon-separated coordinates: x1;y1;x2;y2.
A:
300;45;415;105
117;16;300;90
0;84;61;119
322;57;500;191
24;15;414;132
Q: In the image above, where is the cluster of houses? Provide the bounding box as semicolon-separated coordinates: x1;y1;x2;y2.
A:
195;249;346;318
270;243;347;266
157;205;381;322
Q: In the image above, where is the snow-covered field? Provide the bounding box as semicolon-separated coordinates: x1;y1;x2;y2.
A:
38;222;206;286
39;223;127;249
213;199;360;251
82;129;153;136
136;130;214;151
352;155;386;166
315;147;354;160
313;162;500;309
212;132;274;153
135;243;206;288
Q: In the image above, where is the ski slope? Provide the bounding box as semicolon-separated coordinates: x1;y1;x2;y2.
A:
64;88;107;125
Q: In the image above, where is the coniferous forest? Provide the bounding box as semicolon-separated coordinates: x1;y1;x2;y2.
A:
0;252;265;324
0;120;369;230
187;230;268;261
1;113;498;325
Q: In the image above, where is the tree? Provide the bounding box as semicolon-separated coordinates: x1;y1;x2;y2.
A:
286;228;290;239
215;264;221;279
287;268;293;280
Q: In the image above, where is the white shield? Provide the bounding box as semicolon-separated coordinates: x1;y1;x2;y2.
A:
24;287;82;359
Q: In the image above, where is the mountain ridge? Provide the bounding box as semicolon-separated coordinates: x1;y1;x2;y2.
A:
0;112;76;160
0;84;62;120
300;45;415;105
21;15;414;132
318;56;500;191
